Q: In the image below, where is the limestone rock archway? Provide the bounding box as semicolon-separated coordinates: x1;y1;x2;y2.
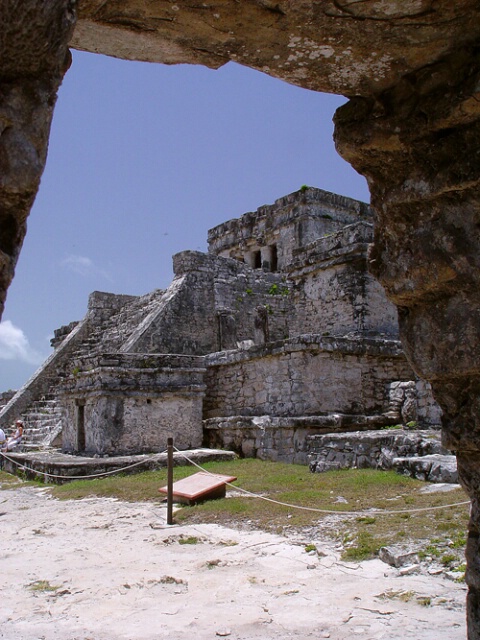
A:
2;1;480;636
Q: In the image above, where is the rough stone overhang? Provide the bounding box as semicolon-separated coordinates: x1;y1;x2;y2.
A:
71;1;480;97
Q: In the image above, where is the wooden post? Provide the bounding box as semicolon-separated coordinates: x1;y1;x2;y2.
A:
167;437;174;525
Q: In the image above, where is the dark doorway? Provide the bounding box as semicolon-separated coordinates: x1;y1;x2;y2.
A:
270;244;278;272
76;401;86;452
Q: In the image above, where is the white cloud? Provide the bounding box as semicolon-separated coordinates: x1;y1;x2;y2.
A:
61;254;112;281
0;321;44;364
61;254;94;276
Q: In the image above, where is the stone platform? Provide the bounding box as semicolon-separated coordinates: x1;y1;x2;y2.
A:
307;429;458;484
0;448;236;485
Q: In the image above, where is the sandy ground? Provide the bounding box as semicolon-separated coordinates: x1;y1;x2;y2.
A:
0;485;467;640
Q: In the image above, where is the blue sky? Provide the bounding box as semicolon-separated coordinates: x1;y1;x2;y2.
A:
0;50;369;391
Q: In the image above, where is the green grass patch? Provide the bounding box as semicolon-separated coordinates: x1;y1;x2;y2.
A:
356;516;376;525
178;536;199;545
304;543;317;553
27;580;60;592
3;459;469;563
342;531;384;562
0;470;25;487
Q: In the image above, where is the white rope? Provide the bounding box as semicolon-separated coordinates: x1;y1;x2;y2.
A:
0;445;471;517
173;447;471;517
0;449;167;481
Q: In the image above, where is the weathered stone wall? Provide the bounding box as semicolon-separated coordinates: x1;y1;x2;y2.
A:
124;250;292;355
87;291;138;324
123;263;217;356
0;390;16;412
50;321;80;349
416;380;443;427
0;316;90;429
307;429;454;482
0;290;153;429
61;392;202;455
208;188;372;270
59;353;206;455
204;414;402;465
204;334;413;419
204;377;442;463
288;221;398;338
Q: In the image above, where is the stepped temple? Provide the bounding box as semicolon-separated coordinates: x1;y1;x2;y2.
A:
0;188;440;461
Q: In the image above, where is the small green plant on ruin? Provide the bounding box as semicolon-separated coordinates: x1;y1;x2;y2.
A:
268;283;290;296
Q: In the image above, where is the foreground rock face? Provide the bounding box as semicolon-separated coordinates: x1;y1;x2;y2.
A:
0;0;76;317
2;1;480;637
70;1;479;97
333;46;480;636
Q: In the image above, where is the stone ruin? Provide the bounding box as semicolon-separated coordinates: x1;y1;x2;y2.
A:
0;187;441;464
3;3;480;635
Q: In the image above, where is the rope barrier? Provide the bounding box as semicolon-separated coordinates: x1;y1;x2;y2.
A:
0;449;167;481
0;445;471;517
173;447;471;517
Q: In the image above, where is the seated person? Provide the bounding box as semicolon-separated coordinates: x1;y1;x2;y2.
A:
2;419;24;452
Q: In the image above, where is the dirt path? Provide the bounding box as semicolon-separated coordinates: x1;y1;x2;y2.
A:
0;485;466;639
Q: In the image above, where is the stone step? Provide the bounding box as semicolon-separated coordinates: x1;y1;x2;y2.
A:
307;429;455;483
392;454;458;484
19;396;63;448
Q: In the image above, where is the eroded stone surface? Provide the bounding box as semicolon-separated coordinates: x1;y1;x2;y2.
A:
0;0;76;317
307;429;456;482
70;1;480;96
334;45;480;639
2;1;480;636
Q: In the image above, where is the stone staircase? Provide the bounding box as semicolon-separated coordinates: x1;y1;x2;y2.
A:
19;397;63;451
73;289;165;360
0;289;168;446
